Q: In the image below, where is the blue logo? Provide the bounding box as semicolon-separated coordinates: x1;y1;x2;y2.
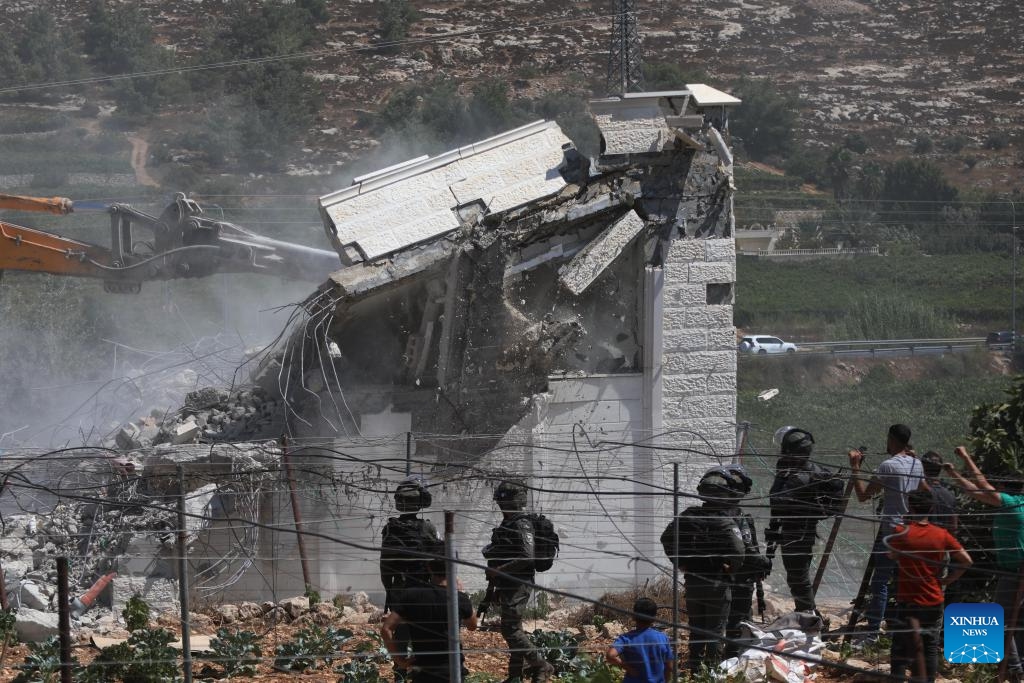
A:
945;603;1004;664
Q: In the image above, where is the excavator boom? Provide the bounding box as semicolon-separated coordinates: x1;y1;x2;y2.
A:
0;220;111;278
0;193;74;215
0;192;341;291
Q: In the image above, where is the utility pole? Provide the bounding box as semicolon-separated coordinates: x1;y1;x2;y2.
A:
1012;200;1018;349
606;0;644;95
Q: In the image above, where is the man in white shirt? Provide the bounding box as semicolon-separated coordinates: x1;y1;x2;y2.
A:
848;424;926;639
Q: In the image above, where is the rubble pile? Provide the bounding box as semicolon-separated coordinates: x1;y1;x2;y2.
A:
105;386;286;450
212;591;383;628
1;443;282;641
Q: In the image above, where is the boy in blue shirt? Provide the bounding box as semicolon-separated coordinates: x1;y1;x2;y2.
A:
606;598;673;683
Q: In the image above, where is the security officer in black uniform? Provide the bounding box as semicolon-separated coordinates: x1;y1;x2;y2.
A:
663;467;746;674
381;478;441;610
483;480;555;683
717;465;771;659
767;428;843;614
381;479;441;682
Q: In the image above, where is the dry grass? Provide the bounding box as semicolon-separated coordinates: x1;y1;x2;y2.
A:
576;576;686;625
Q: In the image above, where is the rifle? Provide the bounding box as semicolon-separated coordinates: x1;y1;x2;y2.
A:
476;580;496;619
755;518;782;623
734;422;771;621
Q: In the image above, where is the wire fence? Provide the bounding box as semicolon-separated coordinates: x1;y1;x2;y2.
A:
0;433;1017;681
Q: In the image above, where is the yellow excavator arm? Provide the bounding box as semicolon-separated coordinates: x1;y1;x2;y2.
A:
0;192;341;292
0;193;74;215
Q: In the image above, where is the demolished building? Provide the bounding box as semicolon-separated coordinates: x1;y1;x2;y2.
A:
1;86;742;622
245;86;743;602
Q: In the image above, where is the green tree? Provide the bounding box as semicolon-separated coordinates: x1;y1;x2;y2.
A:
641;62;708;91
378;0;419;47
880;160;958;208
83;1;189;116
955;377;1024;602
12;8;81;85
193;0;323;170
729;78;798;161
826;146;854;200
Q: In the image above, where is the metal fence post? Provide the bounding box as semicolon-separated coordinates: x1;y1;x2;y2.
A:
56;556;72;683
281;436;312;591
176;466;193;683
444;510;462;683
406;432;413;476
671;462;680;683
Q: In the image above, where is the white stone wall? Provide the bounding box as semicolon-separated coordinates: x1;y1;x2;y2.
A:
661;237;737;464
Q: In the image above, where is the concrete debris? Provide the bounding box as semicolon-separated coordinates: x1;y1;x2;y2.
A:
558;209;646;295
102;386;285;450
17;581;50;611
14;608;59;642
0;445;282;626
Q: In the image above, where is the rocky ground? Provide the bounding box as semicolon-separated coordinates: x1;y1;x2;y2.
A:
2;0;1019;191
0;590;985;682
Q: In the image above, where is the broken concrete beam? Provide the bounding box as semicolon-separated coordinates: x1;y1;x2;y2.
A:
112;576;179;617
328;238;457;298
558;210;646;295
708;127;733;168
170;420;200;445
15;608;59;642
115;423;141;450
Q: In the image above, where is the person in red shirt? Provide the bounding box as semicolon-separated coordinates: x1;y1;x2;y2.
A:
887;490;972;683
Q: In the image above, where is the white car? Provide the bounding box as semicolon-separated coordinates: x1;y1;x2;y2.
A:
738;335;798;354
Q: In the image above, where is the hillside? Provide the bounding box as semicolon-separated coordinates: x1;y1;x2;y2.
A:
0;0;1021;192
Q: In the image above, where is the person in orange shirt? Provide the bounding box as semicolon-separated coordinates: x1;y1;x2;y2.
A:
887;490;972;683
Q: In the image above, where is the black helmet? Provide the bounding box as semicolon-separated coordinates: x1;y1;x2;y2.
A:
494;480;528;509
697;468;746;502
780;428;815;456
395;478;432;512
722;464;753;494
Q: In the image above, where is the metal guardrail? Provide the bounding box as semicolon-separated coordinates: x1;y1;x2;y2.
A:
741;337;992;357
801;337;986;352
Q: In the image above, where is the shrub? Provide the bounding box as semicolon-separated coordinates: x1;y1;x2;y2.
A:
209;628;262;677
942;134;970;153
843;132;869;154
12;637;65;683
123;594;151;632
914;135;935;154
274;625;354;672
80;627;179;683
642;62;708;91
985;132;1011;150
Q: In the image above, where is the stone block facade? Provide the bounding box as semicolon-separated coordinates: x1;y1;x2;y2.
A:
662;237;737;458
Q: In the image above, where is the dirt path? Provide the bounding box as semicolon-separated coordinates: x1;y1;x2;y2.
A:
127;135;159;188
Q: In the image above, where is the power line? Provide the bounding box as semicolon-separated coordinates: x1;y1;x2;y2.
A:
0;9;656;96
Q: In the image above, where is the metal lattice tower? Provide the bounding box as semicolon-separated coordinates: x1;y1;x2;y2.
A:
606;0;644;95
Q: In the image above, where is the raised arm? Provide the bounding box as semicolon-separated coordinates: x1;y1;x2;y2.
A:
848;450;882;502
943;447;1002;507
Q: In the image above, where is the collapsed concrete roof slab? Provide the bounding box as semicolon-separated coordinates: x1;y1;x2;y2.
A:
558;209;646;295
686;83;742;107
318;120;572;263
